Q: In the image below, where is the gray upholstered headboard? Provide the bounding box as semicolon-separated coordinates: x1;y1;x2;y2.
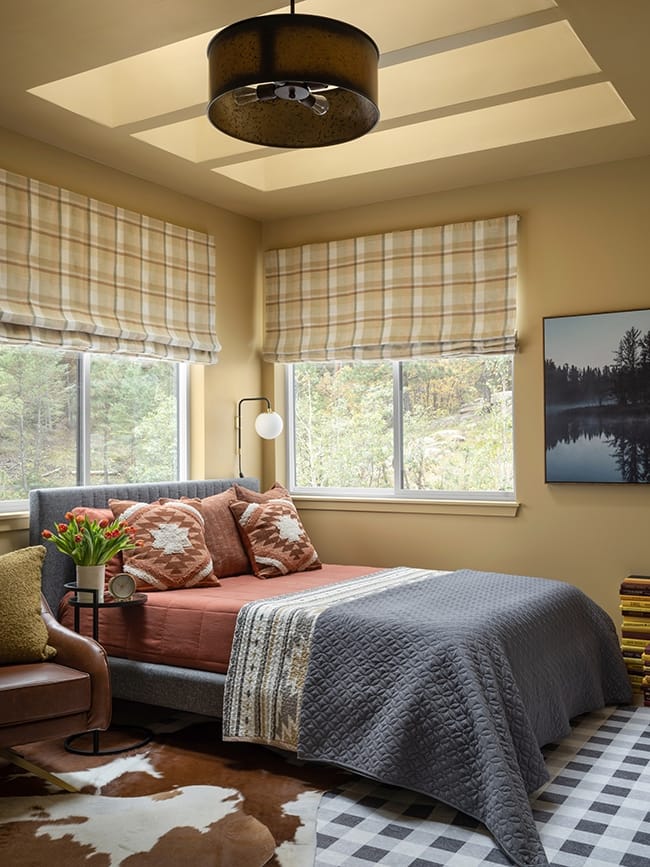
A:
29;477;259;612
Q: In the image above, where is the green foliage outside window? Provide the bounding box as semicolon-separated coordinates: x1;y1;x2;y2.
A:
293;361;393;490
0;347;78;497
88;355;177;486
292;356;513;495
0;346;179;501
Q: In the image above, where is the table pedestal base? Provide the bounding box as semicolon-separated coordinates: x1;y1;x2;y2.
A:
64;724;152;756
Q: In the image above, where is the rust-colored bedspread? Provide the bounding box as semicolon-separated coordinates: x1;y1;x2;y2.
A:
58;564;376;673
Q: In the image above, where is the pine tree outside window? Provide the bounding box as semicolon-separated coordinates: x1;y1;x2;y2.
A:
0;346;187;510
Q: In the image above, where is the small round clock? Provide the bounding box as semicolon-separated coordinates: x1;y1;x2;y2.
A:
107;572;137;601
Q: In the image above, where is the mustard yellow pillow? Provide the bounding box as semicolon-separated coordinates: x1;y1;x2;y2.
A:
0;546;56;664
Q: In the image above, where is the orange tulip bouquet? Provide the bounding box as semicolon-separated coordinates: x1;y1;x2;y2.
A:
42;512;138;566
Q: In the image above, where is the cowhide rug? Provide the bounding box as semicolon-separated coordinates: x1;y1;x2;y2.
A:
0;702;348;867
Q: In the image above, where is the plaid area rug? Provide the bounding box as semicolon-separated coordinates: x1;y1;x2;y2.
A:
315;705;650;867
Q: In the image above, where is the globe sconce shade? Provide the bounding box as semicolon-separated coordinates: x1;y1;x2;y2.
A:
206;12;380;148
254;410;284;440
237;397;284;478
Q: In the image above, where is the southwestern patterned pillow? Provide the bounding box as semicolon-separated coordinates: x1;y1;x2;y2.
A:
109;498;219;591
175;489;251;578
229;497;321;579
233;482;290;503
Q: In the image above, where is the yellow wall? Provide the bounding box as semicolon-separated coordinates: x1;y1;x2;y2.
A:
262;155;650;626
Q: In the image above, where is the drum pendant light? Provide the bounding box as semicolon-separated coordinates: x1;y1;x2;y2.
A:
207;1;379;148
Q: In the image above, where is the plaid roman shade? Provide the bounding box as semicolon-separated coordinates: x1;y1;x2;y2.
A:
0;168;220;363
263;215;518;362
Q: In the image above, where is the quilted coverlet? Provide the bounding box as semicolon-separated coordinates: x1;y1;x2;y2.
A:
223;567;631;867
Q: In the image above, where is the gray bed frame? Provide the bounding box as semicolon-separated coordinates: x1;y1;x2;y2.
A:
29;477;259;718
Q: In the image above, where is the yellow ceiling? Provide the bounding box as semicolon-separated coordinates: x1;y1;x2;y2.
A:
1;0;649;219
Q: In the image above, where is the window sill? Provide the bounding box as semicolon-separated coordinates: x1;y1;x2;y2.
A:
0;511;29;532
293;496;519;518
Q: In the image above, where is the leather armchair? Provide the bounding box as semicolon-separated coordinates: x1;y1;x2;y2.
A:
0;595;111;791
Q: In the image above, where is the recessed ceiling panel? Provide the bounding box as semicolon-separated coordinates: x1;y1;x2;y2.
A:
132;116;261;162
297;0;558;53
212;83;634;191
28;33;209;127
380;20;599;119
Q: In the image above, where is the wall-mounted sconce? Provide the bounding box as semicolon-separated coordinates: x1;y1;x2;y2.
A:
237;397;284;478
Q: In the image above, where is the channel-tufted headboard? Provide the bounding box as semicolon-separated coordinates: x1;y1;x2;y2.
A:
29;477;259;612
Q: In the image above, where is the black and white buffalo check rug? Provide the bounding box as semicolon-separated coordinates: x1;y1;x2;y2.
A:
315;705;650;867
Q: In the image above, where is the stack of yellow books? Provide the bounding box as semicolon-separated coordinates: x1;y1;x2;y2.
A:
620;574;650;703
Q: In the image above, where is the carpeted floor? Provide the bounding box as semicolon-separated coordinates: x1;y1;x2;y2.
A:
315;704;650;867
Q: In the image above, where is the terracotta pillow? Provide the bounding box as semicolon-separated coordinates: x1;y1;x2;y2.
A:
179;489;250;577
229;497;321;579
109;499;219;591
70;506;123;580
0;546;56;664
233;482;290;503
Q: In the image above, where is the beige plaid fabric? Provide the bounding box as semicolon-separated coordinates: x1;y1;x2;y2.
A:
263;215;518;362
0;168;219;363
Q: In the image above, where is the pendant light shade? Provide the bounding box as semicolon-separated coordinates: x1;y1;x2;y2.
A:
207;12;379;148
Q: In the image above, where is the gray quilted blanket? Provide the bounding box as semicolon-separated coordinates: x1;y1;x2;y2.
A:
297;569;631;867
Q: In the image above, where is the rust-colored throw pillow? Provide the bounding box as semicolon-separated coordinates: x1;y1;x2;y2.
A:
109;499;219;591
230;497;321;579
179;489;251;578
233;482;290;503
70;506;123;580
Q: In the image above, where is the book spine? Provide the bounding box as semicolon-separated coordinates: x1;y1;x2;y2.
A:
620;608;650;618
621;578;650;695
620;637;650;649
622;620;650;631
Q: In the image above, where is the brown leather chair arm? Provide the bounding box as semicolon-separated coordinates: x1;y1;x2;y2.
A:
41;596;112;730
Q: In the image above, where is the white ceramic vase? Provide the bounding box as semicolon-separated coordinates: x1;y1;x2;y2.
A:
75;564;106;603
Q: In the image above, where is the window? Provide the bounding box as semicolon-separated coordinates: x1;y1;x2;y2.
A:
0;346;187;508
289;356;514;499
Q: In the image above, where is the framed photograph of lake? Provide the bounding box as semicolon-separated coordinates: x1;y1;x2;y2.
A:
543;308;650;483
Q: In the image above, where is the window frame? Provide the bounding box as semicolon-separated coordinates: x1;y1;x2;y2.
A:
0;350;189;512
286;359;516;503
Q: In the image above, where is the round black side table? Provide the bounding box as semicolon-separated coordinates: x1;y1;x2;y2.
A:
63;582;153;756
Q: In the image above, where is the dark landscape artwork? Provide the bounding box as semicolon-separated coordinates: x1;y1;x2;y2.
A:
543;308;650;483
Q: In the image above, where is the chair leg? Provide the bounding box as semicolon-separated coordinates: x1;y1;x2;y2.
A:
0;747;79;793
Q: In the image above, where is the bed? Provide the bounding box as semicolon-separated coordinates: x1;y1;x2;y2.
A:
29;478;632;867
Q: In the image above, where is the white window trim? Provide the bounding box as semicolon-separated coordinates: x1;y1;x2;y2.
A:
293;495;519;518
